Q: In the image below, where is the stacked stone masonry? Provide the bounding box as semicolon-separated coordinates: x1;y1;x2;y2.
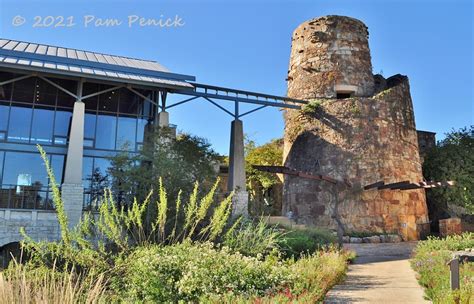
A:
283;15;429;240
439;218;462;237
0;209;60;247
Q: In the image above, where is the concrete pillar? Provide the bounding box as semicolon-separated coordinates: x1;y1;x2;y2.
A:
228;119;248;216
157;111;169;127
61;80;84;229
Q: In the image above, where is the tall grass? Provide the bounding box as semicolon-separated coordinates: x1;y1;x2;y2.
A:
223;218;284;257
0;261;107;304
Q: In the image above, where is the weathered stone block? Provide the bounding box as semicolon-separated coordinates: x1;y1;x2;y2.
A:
439;218;462;237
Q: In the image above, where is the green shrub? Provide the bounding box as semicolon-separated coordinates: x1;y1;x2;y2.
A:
223;218;284;258
279;227;336;258
301;100;323;115
411;233;473;303
113;242;291;302
202;247;351;303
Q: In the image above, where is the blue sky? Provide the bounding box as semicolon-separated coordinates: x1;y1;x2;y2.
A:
1;0;472;154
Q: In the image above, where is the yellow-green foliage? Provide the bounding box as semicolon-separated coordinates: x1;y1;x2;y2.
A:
37;145;70;244
21;146;236;273
411;233;473;304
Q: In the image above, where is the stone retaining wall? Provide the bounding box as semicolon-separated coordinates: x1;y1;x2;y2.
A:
0;209;60;247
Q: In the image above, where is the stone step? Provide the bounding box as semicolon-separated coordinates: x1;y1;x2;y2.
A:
263;217;308;230
264;216;293;226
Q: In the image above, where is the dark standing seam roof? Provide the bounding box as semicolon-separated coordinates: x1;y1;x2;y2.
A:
0;38;195;88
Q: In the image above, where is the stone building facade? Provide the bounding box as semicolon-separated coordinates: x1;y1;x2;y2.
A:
283;15;429;240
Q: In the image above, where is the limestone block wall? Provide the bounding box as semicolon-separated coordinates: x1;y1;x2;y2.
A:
283;76;429;240
287;15;374;99
0;209;60;247
283;15;429;240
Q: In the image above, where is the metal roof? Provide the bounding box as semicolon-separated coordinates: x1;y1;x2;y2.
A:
0;38;195;89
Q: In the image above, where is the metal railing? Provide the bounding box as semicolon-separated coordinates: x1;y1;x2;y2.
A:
0;184;56;210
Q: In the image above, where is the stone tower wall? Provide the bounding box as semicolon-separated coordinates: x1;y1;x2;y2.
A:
283;16;429;240
287;16;374;99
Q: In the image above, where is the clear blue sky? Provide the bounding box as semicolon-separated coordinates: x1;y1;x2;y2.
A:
1;0;472;154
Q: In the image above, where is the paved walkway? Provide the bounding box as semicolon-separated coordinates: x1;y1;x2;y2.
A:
325;242;430;304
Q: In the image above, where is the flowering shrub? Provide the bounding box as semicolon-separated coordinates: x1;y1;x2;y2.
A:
411;233;473;303
113;242;292;302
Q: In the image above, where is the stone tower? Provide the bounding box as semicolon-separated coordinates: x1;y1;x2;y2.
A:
283;15;429;240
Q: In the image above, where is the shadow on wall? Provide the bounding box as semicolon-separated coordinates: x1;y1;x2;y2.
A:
283;128;360;231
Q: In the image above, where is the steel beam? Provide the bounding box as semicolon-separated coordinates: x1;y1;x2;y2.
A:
204;97;235;117
167;96;199;109
175;90;302;109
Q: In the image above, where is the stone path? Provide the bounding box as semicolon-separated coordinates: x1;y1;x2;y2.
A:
325;242;430;304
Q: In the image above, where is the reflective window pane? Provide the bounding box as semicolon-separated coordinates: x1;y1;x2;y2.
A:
96;114;116;150
0;151;4;184
98;85;119;112
0;84;12;101
119;89;140;115
50;155;65;185
137;117;150;143
8;105;32;143
55;79;76;108
84;113;96;139
0;72;14;101
54;110;72;137
2;152;48;187
11;77;36;103
116;116;136;150
34;78;57;106
83;83;99;111
93;158;111;186
31;108;54;145
0;103;9;131
82;157;93;189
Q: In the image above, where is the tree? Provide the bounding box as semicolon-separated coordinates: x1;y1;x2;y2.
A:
108;127;221;206
245;138;283;215
423;126;474;215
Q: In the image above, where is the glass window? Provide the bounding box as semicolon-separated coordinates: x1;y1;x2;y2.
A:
138;97;154;117
8;105;32;143
11;77;36;103
50;155;65;185
84;113;96;139
34;78;57;106
116;116;136;150
55;79;76;108
31;108;54;145
119;88;140;115
54;110;72;137
2;152;48;187
93;157;111;186
98;85;119;112
82;157;93;189
0;151;4;184
0;72;16;101
0;103;9;131
137;117;150;143
83;83;99;111
0;84;12;101
95;114;116;150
